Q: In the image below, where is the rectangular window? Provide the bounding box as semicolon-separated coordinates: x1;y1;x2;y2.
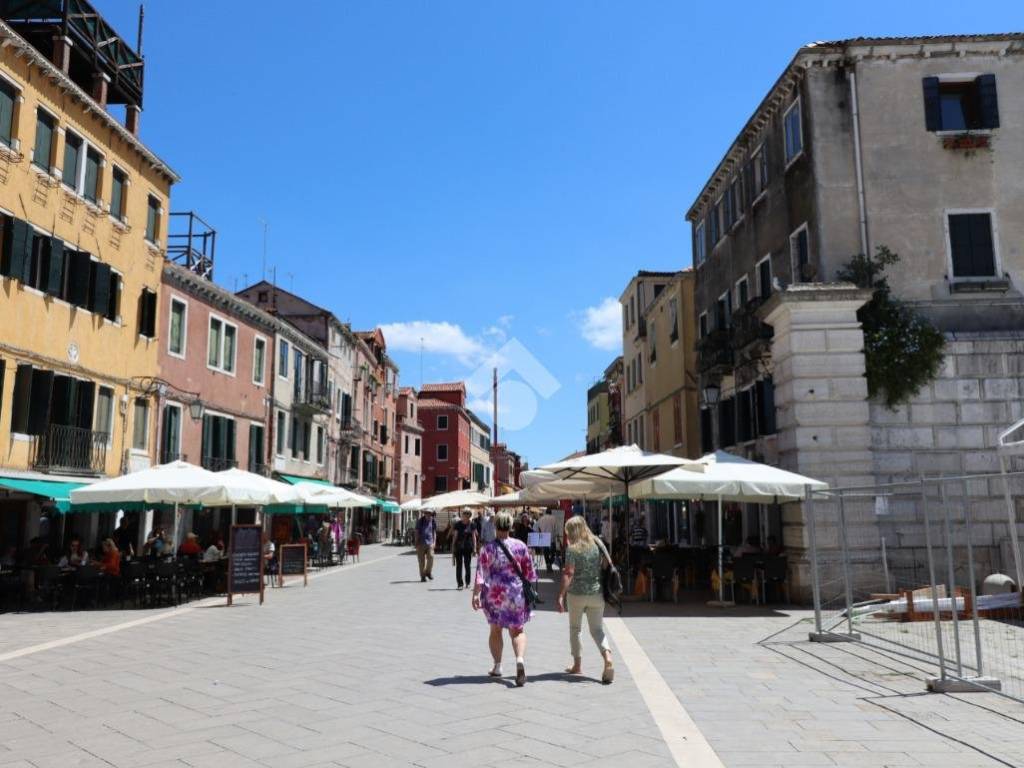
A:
737;388;754;443
276;410;286;455
290;416;298;457
168;298;186;356
95;386;114;441
414;475;419;493
736;276;749;308
718;396;736;448
435;475;448;492
437;443;448;461
924;75;999;132
669;297;679;343
716;292;732;329
0;79;14;147
248;423;265;471
947;212;996;278
694;221;705;266
790;225;810;281
110;167;127;221
752;144;768;197
33;109;55;171
700;408;713;453
437;414;448;430
208;317;223;368
783;98;803;164
636;353;643;384
253;337;266;385
105;270;120;322
278;339;289;378
201;413;236;470
132;398;148;451
404;435;409;454
415;438;421;456
709;200;720;245
649;320;657;364
730;175;744;224
138;289;157;338
757;256;772;298
652;409;660;452
83;147;101;204
316;425;324;464
145;195;160;243
207;316;237;373
755;377;777;436
161;404;181;463
62;132;82;189
722;187;734;231
698;312;708;339
302;421;311;461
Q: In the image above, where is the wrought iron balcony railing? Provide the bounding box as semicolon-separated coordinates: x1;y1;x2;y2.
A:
32;424;107;475
295;381;331;414
201;455;238;472
696;329;735;374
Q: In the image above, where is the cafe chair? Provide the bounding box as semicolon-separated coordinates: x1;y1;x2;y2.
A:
346;538;360;563
733;557;760;605
151;561;178;606
71;565;101;610
763;556;790;604
34;565;64;611
650;549;679;602
121;561;148;608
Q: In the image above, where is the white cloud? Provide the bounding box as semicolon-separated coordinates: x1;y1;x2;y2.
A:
497;314;514;328
378;321;486;366
577;297;622;351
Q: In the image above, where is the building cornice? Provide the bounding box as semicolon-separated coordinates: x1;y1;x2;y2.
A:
163;263;278;332
0;19;179;184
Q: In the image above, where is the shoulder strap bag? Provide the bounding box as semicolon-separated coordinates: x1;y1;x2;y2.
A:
593;537;624;606
495;538;540;610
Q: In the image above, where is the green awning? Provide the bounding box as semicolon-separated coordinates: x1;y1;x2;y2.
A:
278;474;334;488
0;476;89;513
377;499;400;513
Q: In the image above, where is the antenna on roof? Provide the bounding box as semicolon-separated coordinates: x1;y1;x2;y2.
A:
136;5;145;56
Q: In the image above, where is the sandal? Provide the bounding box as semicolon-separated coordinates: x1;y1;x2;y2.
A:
515;662;526;687
488;668;502;677
602;663;615;685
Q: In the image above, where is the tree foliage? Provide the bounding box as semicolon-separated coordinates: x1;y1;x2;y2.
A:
837;246;946;409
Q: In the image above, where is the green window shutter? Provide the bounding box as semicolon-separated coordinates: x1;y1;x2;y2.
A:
976;74;999;130
45;237;65;296
33;111;54;170
62;135;81;188
75;381;95;430
10;364;33;434
201;414;213;464
0;81;14;146
27;368;54;436
7;218;30;282
68;250;92;307
89;262;111;314
922;77;942;132
83;150;100;203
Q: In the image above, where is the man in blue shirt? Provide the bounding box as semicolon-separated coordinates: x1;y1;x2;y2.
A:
415;510;437;582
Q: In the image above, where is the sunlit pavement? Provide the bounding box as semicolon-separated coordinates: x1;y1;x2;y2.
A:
2;545;1023;767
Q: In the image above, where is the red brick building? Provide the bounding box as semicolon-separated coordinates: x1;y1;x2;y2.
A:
417;383;471;496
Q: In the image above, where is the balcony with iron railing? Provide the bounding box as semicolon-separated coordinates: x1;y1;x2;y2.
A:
731;297;774;351
294;381;331;415
696;329;735;375
249;462;270;477
32;424;107;475
201;456;238;472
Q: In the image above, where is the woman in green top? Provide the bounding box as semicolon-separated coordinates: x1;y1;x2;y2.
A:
557;515;614;684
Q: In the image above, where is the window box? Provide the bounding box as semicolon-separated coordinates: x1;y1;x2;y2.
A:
941;133;991;151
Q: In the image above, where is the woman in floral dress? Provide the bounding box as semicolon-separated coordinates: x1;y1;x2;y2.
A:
472;510;537;687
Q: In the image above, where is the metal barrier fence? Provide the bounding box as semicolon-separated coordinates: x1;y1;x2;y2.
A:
808;467;1024;700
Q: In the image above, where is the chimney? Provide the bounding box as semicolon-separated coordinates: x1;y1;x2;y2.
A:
91;72;110;108
51;35;72;73
125;104;141;136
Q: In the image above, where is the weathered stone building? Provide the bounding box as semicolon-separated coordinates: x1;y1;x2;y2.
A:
686;34;1024;596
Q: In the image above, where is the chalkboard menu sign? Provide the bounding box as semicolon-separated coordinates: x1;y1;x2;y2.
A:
228;524;264;605
278;543;308;587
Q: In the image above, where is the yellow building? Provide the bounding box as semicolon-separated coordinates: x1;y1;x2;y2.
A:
586;356;622;454
642;270;699;459
0;10;177;550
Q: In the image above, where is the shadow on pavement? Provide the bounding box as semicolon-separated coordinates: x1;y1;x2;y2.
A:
425;675;515;689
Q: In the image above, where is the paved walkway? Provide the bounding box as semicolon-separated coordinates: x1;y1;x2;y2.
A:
2;546;1024;767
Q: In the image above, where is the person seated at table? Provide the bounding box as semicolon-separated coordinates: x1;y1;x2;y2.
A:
178;532;202;558
97;538;121;577
144;528;167;558
58;536;89;568
765;536;785;557
202;537;224;562
735;536;762;557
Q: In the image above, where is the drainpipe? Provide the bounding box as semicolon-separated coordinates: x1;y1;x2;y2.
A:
848;66;869;257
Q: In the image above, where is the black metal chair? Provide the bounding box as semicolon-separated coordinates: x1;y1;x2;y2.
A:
763;556;790;603
151;561;178;606
650;549;678;602
33;565;64;611
0;571;25;613
121;560;148;608
732;556;760;605
71;565;100;610
179;558;203;602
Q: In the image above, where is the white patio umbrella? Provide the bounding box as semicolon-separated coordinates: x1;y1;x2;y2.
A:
400;497;423;512
421;489;491;510
632;450;828;606
217;468;305;506
295;483;376;509
541;445;700;589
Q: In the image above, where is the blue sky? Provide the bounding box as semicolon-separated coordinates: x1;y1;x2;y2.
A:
102;1;1019;468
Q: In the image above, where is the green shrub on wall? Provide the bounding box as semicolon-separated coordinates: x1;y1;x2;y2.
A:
837;246;946;409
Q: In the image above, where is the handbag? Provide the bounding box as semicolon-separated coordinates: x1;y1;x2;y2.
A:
594;537;624;605
495;538;540;610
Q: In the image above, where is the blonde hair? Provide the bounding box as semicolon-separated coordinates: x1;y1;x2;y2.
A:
494;511;514;531
564;515;596;552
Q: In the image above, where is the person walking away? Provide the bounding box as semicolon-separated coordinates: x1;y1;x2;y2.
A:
472;511;537;687
557;515;614;684
415;508;436;582
536;509;560;574
451;510;477;590
512;512;533;544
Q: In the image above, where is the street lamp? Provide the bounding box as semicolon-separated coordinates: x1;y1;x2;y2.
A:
189;399;205;420
702;382;721;406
